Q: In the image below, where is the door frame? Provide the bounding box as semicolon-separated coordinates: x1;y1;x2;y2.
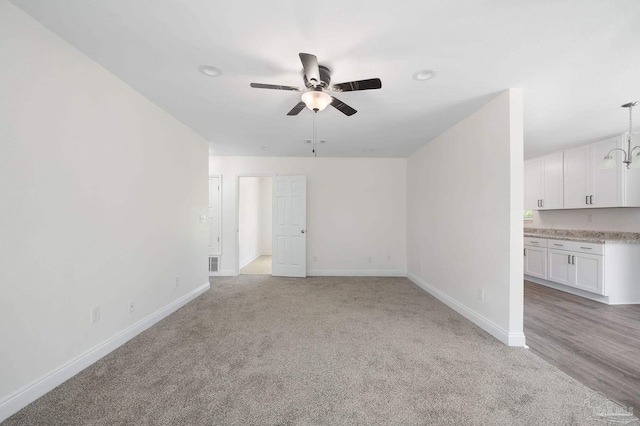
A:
209;175;222;256
235;173;275;276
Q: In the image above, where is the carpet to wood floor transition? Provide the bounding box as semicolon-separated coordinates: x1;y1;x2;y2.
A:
5;276;636;425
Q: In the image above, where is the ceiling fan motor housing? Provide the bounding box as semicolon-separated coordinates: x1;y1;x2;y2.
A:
305;65;331;89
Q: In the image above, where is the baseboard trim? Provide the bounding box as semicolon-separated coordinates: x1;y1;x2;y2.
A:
406;272;526;347
239;254;261;270
0;282;210;423
307;269;406;277
524;276;613;304
209;269;236;277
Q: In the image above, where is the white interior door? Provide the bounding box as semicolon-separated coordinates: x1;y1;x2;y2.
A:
272;176;306;277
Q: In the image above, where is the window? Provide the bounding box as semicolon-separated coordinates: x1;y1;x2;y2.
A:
523;210;533;220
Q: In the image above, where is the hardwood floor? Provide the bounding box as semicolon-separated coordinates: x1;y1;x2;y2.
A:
524;280;640;413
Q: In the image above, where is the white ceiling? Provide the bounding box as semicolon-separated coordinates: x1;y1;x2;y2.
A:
10;0;640;159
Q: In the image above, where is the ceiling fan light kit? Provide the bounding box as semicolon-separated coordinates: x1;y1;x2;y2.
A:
597;101;640;170
301;90;332;112
250;52;382;117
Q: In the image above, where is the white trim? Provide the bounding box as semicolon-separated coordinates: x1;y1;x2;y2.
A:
307;269;406;277
0;282;210;423
212;269;237;277
406;272;526;347
524;275;613;304
208;175;223;256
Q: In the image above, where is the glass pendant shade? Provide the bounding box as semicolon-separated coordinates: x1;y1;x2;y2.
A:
597;154;617;170
301;90;332;112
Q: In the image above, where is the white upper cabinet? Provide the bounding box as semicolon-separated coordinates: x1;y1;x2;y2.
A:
591;136;624;207
541;152;564;210
564;136;624;209
530;133;638;210
524;152;564;210
524;159;541;210
563;145;591;209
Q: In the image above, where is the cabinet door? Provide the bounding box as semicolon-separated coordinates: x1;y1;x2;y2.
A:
524;247;547;279
573;253;604;295
591;136;623;207
541;152;564;209
548;249;572;286
564;145;591;209
524;158;541;210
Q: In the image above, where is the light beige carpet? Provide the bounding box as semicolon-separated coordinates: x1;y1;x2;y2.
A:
5;276;635;425
240;255;271;275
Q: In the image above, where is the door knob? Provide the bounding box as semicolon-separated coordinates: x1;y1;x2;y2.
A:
301;230;306;234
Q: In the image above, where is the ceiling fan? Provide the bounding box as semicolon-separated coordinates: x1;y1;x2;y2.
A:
250;53;382;116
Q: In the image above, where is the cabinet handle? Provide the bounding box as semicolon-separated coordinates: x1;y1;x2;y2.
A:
541;199;544;208
568;255;571;264
586;195;589;205
537;200;541;207
572;255;576;265
553;243;562;246
524;248;527;256
531;241;538;244
590;195;594;205
579;247;591;250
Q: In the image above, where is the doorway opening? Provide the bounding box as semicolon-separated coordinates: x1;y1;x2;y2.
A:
238;176;272;275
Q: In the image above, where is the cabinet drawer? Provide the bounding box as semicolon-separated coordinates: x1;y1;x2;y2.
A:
524;237;547;247
572;242;604;255
547;240;572;250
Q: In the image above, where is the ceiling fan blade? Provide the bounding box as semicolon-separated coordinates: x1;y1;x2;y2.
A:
250;83;301;91
299;53;321;86
287;102;306;116
330;96;357;116
332;78;382;92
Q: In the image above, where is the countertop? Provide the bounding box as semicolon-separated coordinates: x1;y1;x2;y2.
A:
524;228;640;244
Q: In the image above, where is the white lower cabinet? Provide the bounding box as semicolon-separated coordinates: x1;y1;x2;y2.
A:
526;239;606;296
573;253;604;294
548;249;572;286
524;246;547;279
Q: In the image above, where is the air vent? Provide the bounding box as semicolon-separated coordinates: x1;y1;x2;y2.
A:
208;256;220;273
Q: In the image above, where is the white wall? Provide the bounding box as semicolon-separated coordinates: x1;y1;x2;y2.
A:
0;1;209;419
406;89;525;346
209;157;407;276
527;208;640;232
238;177;272;267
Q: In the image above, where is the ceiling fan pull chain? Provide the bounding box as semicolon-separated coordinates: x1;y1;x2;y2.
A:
312;111;317;157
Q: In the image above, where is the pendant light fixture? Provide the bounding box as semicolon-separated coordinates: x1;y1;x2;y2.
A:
597;101;640;170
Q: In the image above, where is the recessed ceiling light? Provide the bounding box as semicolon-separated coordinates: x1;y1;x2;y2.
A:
363;148;375;153
414;70;436;81
260;146;270;150
199;65;222;77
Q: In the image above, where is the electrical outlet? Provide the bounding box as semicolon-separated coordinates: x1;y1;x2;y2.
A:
91;305;100;323
587;214;593;223
128;300;135;314
477;289;484;301
175;277;180;287
367;256;372;263
313;256;318;262
387;255;391;261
